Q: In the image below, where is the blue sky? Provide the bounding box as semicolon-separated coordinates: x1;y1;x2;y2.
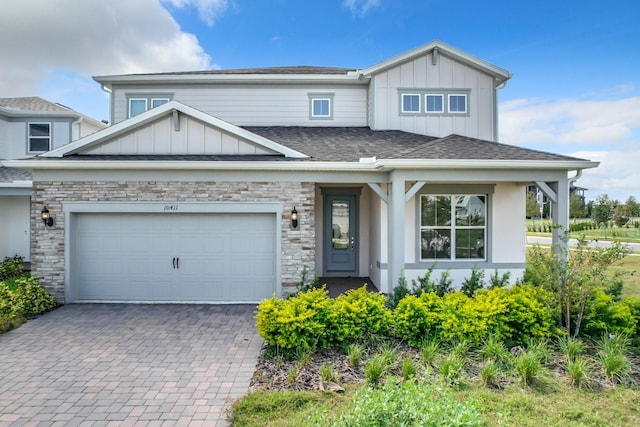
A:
1;0;639;201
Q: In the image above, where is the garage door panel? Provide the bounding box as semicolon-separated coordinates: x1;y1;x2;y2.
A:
72;212;276;302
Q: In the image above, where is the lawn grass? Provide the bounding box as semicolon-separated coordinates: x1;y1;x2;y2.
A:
526;219;640;243
230;382;640;426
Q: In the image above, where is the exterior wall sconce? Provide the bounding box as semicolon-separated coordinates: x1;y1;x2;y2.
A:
41;206;54;227
291;206;299;229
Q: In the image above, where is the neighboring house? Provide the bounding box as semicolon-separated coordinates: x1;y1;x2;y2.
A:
0;97;106;262
6;41;597;304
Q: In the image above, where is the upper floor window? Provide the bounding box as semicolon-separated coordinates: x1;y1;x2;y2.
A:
425;94;444;113
401;94;421;113
28;123;51;152
448;94;467;113
309;93;334;120
420;194;486;260
398;89;470;116
127;94;172;118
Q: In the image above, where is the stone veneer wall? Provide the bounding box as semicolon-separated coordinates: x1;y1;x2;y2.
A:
31;181;315;302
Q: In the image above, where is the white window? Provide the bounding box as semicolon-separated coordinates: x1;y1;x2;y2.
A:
309;93;334;120
129;98;147;118
151;98;169;108
448;94;467;113
401;94;421;113
425;94;444;113
28;123;51;152
420;194;486;260
312;98;331;117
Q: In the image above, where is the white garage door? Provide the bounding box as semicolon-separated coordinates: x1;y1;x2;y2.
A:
71;213;276;302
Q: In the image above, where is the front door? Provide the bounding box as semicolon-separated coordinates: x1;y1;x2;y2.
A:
325;194;357;273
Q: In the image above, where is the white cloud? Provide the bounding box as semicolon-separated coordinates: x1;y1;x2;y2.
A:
569;145;640;201
500;96;640;201
161;0;229;26
500;97;640;147
343;0;381;17
0;0;214;97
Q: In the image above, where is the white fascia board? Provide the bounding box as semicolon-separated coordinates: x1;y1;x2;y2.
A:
93;73;367;90
4;158;599;173
0;180;32;188
0;107;105;129
375;159;600;170
41;101;309;159
361;40;512;83
3;159;378;172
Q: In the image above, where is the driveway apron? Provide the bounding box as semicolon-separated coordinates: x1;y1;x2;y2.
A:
0;304;262;426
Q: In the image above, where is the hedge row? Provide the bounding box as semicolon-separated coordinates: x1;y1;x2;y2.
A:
256;284;566;353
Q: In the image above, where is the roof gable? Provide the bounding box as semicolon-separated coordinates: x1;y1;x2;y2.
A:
361;40;512;84
43;101;308;159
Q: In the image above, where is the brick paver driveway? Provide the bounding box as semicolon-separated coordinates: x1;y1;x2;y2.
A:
0;304;262;426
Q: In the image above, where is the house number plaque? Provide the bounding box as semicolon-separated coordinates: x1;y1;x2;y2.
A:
163;204;179;211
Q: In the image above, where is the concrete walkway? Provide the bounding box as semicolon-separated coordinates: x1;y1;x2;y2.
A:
0;304;263;426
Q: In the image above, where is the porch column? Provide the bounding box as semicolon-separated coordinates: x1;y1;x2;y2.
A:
387;174;405;293
550;175;570;257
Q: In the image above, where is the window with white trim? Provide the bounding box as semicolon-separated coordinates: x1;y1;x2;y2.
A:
448;94;467;113
420;194;486;260
151;98;169;109
127;94;173;118
129;98;147;118
401;94;420;113
28;122;51;152
425;94;444;113
312;98;331;117
399;89;470;116
308;93;334;120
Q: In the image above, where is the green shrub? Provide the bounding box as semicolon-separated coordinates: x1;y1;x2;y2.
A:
500;285;557;345
364;354;389;387
624;297;640;339
565;356;591;388
393;292;442;346
10;276;56;317
256;287;337;354
333;286;392;341
489;269;511;289
386;270;410;309
597;334;631;384
514;349;545;387
0;256;24;281
346;343;363;368
582;290;637;338
461;266;485;296
307;380;485;427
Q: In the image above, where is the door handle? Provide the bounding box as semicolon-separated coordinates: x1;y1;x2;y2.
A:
176;257;180;269
351;236;355;250
172;257;176;269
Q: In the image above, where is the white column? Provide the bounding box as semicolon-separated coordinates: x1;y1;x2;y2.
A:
387;174;405;293
551;175;570;256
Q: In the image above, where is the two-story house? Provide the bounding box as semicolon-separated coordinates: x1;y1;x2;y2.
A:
0;97;105;263
7;41;597;304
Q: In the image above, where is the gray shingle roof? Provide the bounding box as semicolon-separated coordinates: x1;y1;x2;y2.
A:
243;127;585;162
0;167;32;182
108;66;356;77
0;97;70;112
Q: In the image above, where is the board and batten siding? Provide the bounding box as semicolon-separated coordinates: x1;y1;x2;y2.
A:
369;51;496;140
84;115;276;155
111;84;368;126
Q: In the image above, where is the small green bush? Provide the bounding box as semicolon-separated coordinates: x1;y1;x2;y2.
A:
0;255;24;281
10;276;56;317
256;287;337;354
393;292;442;347
307;380;485;427
582;290;637;338
333;286;392;341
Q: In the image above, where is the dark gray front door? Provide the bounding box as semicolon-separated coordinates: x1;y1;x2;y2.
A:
325;194;357;273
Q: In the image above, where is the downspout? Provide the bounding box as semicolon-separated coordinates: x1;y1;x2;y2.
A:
568;169;582;186
494;79;508;141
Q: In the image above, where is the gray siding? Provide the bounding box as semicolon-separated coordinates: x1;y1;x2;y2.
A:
111;84;368;126
369;51;496;140
0;117;73;159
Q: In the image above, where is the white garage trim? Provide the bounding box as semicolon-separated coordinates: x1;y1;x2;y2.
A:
63;202;283;303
